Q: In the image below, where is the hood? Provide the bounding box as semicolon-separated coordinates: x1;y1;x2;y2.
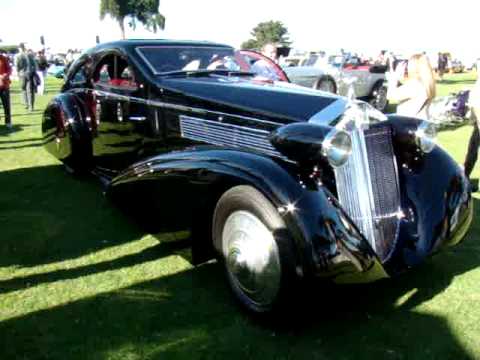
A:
158;75;346;123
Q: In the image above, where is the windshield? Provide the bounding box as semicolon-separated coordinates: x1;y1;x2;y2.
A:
137;46;245;74
304;54;319;67
328;55;344;68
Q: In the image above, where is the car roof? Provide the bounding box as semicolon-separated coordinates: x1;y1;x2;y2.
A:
87;39;233;54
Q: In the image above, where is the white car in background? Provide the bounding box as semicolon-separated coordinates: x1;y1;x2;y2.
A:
283;53;389;112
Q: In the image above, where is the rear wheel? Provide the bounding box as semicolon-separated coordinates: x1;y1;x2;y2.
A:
213;185;297;314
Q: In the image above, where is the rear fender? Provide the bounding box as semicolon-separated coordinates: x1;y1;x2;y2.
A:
42;93;92;170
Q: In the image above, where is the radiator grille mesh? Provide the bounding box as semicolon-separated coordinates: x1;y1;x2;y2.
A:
335;124;400;262
179;115;285;159
364;125;401;261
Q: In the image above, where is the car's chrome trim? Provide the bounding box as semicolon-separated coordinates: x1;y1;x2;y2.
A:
179;115;288;160
129;116;147;122
88;88;284;127
308;98;347;126
334;124;377;252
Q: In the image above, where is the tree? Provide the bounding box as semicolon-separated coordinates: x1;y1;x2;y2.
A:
241;21;291;50
100;0;165;40
240;39;259;50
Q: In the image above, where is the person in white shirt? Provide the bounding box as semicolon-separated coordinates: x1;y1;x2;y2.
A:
386;53;436;120
250;43;280;81
463;75;480;191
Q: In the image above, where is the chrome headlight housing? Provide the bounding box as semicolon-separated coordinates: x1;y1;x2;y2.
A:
415;121;437;153
322;129;352;167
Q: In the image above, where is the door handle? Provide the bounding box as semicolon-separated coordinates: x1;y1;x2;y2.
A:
129;116;147;122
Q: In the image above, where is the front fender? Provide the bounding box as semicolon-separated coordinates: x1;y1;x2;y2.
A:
388;145;473;272
382;116;473;273
107;147;387;281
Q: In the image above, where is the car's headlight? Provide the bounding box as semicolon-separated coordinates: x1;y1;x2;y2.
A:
415;121;436;153
322;128;352;167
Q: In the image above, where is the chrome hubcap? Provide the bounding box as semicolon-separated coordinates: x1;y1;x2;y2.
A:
222;211;281;306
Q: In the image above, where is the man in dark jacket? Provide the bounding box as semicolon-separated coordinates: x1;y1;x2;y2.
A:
0;50;12;129
16;43;37;111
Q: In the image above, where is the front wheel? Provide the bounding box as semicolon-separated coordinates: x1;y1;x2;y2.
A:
315;76;337;94
369;82;388;112
212;185;297;314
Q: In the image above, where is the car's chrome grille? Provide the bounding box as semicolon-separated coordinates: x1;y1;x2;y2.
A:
179;115;286;159
335;124;400;262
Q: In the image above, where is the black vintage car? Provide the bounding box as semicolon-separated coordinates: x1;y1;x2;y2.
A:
42;40;473;314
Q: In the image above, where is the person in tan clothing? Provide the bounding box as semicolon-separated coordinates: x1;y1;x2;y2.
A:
387;53;436;120
463;76;480;192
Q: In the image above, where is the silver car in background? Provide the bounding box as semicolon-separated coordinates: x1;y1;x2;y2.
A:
283;53;389;112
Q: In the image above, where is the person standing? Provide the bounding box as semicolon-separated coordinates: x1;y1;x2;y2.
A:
386;53;436;120
437;53;447;81
250;43;281;81
36;50;48;95
65;49;74;73
463;75;480;192
0;50;12;129
375;50;387;66
16;44;38;111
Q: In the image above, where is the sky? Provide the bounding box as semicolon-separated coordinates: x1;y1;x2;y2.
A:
0;0;478;62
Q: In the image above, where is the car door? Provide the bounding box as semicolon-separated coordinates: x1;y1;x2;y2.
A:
114;58;162;160
91;52;146;173
64;56;97;132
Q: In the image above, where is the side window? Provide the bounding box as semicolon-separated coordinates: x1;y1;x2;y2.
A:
118;65;137;89
71;67;87;84
98;64;112;83
345;57;362;68
93;54;115;86
69;57;93;85
93;54;137;90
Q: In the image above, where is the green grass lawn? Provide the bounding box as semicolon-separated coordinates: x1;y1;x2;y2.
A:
0;74;479;360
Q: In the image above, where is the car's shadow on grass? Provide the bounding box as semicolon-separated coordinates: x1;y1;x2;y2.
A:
0;164;477;358
0;165;145;268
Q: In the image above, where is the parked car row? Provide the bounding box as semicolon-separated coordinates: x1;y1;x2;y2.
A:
282;53;389;112
47;63;66;78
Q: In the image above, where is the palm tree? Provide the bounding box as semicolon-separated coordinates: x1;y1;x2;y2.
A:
100;0;165;40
